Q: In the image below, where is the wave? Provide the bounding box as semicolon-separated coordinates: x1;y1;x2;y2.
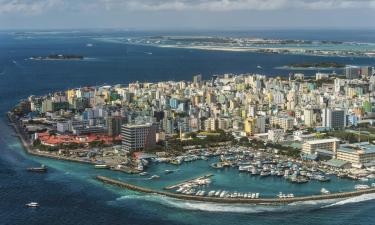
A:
110;193;341;213
322;193;375;208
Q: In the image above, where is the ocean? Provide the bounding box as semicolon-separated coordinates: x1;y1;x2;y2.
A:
1;30;375;225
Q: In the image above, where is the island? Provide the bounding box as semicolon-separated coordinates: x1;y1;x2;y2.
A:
288;62;346;68
7;70;375;204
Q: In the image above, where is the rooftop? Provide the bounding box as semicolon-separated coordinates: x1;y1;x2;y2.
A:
305;138;340;145
338;142;375;154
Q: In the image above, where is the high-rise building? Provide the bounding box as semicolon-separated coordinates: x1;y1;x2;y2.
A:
244;117;256;135
193;74;202;84
303;109;315;127
322;108;345;130
345;66;361;79
121;123;156;152
107;116;123;137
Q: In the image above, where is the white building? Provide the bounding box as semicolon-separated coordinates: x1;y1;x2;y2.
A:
268;129;285;143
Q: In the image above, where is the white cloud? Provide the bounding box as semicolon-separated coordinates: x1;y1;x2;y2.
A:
1;0;375;14
0;0;63;14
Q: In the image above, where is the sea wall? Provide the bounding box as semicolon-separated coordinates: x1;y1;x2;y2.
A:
7;112;94;165
96;175;375;205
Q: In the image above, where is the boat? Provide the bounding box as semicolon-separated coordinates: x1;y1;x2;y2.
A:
260;171;270;177
210;162;224;169
139;172;148;176
94;164;109;169
359;177;369;182
150;175;160;180
27;165;47;173
165;169;174;174
354;184;370;190
208;190;215;197
320;188;330;195
313;175;330;182
26;202;39;208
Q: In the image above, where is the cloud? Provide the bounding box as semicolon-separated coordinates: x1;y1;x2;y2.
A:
0;0;63;14
101;0;375;11
1;0;375;14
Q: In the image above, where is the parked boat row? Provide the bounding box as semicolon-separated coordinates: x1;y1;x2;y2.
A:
177;188;261;199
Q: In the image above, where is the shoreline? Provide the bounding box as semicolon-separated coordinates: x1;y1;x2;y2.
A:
7;112;95;165
96;175;375;205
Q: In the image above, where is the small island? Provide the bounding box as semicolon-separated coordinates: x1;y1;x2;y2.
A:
30;54;84;61
288;62;345;68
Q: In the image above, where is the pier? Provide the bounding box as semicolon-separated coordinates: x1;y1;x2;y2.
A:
164;174;214;190
96;175;375;205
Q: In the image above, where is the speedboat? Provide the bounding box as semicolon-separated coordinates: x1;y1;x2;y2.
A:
320;188;330;195
26;202;39;208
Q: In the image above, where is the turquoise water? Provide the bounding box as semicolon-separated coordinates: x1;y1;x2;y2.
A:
1;30;375;225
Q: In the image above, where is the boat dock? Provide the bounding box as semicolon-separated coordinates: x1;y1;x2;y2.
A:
164;174;214;190
96;175;375;205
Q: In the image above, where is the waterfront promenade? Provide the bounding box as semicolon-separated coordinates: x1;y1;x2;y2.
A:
96;175;375;205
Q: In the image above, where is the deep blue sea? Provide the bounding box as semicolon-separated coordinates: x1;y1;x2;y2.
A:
1;30;375;225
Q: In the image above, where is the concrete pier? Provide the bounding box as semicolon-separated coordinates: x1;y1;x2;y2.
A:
96;175;375;205
164;174;214;190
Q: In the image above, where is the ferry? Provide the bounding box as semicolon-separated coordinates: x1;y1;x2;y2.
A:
320;188;330;195
94;164;109;169
26;202;39;208
27;164;47;173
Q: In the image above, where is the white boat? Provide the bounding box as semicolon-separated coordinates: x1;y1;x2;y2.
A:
150;175;160;180
320;188;330;195
208;190;215;197
94;164;109;169
139;172;148;176
26;202;39;208
359;177;369;182
215;190;221;197
354;184;370;190
255;193;259;199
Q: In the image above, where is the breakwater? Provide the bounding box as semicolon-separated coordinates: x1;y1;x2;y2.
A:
96;175;375;205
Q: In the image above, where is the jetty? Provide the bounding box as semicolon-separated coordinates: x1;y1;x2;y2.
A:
164;174;214;190
96;175;375;205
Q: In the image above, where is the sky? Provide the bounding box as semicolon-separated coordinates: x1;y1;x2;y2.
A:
0;0;375;30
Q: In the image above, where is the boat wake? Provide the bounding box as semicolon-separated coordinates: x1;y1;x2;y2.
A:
321;193;375;208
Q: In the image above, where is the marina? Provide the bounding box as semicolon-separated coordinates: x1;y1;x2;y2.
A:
96;176;375;205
